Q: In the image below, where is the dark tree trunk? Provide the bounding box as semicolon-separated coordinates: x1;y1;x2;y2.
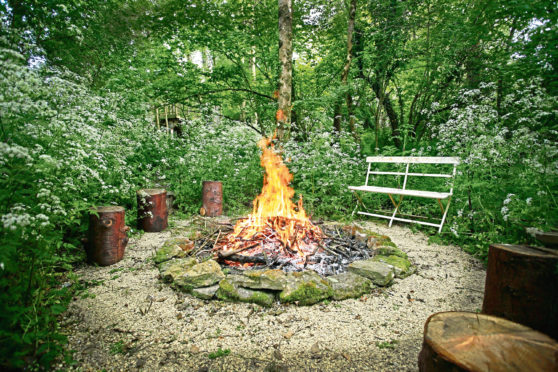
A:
137;189;168;232
418;311;558;372
333;0;357;137
482;244;558;340
372;81;401;148
277;0;293;142
86;206;129;266
201;181;223;217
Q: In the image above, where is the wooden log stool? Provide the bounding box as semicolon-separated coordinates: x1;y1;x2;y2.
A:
482;244;558;340
200;181;222;217
86;206;129;266
137;188;168;232
418;311;558;372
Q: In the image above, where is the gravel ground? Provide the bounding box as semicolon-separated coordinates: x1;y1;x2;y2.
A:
59;218;486;371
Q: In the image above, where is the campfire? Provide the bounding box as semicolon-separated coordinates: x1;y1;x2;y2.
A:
210;136;370;275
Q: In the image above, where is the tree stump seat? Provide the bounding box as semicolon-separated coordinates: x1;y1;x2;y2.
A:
418;311;558;372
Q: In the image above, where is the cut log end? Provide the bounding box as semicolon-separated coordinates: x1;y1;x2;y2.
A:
418;311;558;372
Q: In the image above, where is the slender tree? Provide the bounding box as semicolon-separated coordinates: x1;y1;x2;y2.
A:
277;0;293;141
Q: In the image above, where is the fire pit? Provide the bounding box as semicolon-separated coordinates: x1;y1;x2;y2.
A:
154;136;416;306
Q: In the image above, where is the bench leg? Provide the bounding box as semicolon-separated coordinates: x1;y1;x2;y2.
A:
351;191;366;217
389;195;404;228
438;197;452;233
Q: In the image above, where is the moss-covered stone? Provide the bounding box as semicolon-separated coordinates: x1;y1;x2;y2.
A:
158;257;198;282
372;255;415;278
154;237;194;264
279;271;333;305
191;285;219;300
216;277;275;307
375;246;408;259
236;269;287;290
174;259;225;291
328;272;373;300
347;259;395;286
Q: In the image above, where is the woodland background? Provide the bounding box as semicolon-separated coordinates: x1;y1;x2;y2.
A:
0;0;556;369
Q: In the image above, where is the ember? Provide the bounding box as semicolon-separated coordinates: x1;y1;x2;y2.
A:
211;136;370;275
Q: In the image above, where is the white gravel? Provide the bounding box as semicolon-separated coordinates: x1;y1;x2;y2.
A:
59;218;486;371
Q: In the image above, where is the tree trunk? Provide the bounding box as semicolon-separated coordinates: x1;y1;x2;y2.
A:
137;189;168;232
418;311;558;372
333;0;357;135
86;206;129;266
201;181;223;217
277;0;293;142
482;244;558;340
371;81;401;148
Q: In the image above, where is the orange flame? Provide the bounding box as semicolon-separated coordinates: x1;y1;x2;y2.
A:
217;135;323;261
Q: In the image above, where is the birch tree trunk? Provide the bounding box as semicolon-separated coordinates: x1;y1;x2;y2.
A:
277;0;293;142
333;0;357;135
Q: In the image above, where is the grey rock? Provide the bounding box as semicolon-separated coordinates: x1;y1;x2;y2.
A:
348;259;395;286
279;271;333;305
174;260;225;291
191;285;219;300
328;272;373;300
159;257;198;282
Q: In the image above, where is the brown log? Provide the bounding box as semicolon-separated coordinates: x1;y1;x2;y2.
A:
137;188;168;232
482;244;558;340
221;253;267;265
202;181;223;217
418;311;558;372
86;206;129;266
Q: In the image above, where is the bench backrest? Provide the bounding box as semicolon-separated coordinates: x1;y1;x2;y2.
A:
365;156;459;193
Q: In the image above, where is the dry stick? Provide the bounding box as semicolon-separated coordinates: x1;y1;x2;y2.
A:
217;242;259;258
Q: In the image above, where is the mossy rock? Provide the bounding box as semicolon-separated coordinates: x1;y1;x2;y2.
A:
279;271;333;305
375;246;408;259
236;269;287;290
154;237;194;264
372;255;416;278
192;285;219;300
159;257;198;282
174;259;225;291
328;272;374;300
216;277;275;307
347;259;395;286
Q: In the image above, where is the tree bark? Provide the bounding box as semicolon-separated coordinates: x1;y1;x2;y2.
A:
482;244;558;340
418;311;558;372
86;206;129;266
333;0;357;136
277;0;293;142
201;181;223;217
371;81;401;148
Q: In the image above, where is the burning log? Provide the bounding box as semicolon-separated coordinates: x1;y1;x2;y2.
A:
223;253;268;265
201;181;223;217
137;188;168;232
86;206;129;266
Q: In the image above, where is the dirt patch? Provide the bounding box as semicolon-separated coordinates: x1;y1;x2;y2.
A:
58;218;486;371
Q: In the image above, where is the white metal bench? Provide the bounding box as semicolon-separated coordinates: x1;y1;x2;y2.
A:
349;156;459;233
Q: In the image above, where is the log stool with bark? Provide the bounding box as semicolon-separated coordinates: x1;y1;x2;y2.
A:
137;188;168;232
200;181;223;217
418;311;558;372
482;244;558;340
85;206;129;266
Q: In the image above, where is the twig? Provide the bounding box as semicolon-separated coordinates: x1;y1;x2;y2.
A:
217;242;259;258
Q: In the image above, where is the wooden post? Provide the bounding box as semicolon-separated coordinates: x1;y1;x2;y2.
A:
86;206;129;266
164;106;169;134
418;311;558;372
156;108;160;130
201;181;223;217
137;189;168;232
482;244;558;339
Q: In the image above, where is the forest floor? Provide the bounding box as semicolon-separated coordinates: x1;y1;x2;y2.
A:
59;217;486;371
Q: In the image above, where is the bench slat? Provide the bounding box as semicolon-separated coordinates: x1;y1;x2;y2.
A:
348;185;451;199
368;171;453;178
366;156;460;164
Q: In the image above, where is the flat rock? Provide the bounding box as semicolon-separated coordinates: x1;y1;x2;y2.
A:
158;257;198;282
375;246;408;259
348;259;395;286
174;259;225;291
235;269;287;290
327;272;373;300
154;238;194;264
372;255;416;278
216;277;275;307
191;284;219;300
279;271;333;305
